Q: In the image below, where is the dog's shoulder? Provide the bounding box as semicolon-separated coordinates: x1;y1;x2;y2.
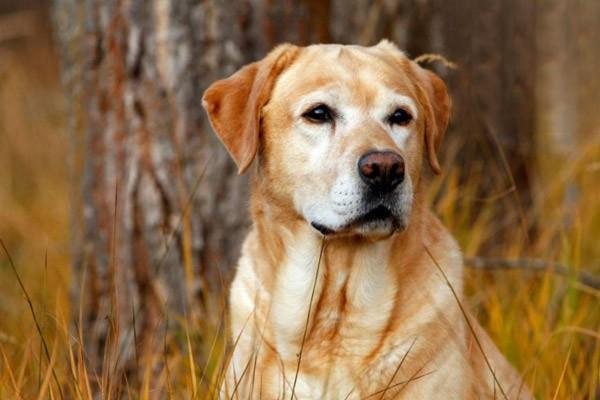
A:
413;207;463;270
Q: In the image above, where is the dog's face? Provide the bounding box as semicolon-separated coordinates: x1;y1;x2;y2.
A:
203;41;450;239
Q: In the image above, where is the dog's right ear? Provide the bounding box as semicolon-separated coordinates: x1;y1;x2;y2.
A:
416;68;451;175
202;44;299;174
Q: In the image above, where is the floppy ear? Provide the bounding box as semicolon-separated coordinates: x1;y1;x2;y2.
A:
415;67;451;174
202;44;299;173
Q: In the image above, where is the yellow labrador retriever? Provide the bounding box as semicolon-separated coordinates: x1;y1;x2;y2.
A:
203;41;530;399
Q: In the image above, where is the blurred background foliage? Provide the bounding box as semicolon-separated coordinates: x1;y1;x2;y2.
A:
0;0;599;398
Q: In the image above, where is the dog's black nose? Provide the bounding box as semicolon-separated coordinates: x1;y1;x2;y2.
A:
358;150;405;192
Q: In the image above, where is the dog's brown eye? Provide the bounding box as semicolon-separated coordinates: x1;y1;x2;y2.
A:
303;104;333;123
388;108;412;126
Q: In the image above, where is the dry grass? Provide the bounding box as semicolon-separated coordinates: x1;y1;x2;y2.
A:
0;20;599;400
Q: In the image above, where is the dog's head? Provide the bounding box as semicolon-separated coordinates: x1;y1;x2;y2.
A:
203;41;450;239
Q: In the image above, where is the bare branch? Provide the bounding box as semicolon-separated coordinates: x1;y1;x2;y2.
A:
0;11;36;43
464;257;600;290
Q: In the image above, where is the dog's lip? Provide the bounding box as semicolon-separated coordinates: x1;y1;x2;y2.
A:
311;221;336;235
311;205;400;236
355;205;393;224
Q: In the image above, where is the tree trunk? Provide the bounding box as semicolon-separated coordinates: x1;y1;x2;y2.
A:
53;0;339;391
436;0;536;242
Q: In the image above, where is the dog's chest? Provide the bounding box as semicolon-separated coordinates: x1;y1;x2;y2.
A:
281;336;420;399
256;239;400;398
268;238;399;380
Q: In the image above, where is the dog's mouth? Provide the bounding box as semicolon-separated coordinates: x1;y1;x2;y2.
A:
355;204;393;224
311;205;402;236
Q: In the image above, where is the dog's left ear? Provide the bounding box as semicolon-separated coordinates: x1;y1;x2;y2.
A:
202;44;299;174
415;67;451;174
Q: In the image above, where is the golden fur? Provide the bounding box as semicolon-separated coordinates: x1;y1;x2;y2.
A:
203;41;531;399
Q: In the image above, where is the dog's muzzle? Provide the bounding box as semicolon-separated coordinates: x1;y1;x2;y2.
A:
311;150;409;237
353;150;407;232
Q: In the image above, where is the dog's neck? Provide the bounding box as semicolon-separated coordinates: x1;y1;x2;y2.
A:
244;183;442;364
248;181;430;293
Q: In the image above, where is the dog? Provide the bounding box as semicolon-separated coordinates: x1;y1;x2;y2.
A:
202;41;531;399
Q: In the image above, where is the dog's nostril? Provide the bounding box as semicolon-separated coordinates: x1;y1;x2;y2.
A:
391;160;404;180
361;162;379;178
358;150;405;191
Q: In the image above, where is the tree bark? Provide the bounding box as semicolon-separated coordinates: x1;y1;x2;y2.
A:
435;0;536;242
53;0;338;391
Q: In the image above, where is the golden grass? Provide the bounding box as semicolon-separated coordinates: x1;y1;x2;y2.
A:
0;31;599;400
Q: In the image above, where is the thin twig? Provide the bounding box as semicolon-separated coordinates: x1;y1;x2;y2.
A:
164;314;174;400
362;369;436;399
113;161;210;372
483;119;532;248
131;302;139;379
198;305;225;397
425;246;508;400
551;341;572;400
0;11;36;43
376;336;418;400
464;256;600;290
413;53;458;70
229;352;254;400
218;310;255;399
37;250;48;392
290;239;326;399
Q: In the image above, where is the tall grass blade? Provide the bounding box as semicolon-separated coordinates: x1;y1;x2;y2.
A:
290;239;326;399
424;245;508;400
0;239;65;400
